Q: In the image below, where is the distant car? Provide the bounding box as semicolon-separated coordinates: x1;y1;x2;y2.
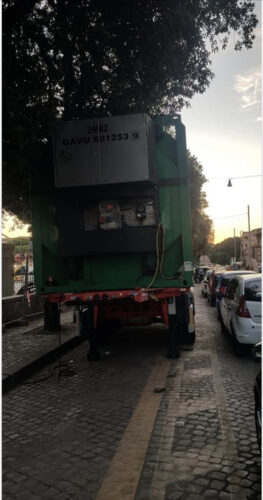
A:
201;269;213;298
252;342;261;452
216;270;256;319
194;266;211;283
219;274;262;353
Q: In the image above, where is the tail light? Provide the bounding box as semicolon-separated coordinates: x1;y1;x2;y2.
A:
237;295;251;318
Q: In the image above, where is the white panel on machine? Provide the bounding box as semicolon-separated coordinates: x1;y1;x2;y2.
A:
54;113;156;187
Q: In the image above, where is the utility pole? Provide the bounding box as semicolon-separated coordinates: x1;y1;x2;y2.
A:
240;230;242;266
233;228;236;264
247;205;252;269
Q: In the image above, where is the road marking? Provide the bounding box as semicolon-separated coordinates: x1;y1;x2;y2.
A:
94;356;170;500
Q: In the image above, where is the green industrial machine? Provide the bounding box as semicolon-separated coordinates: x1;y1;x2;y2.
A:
30;113;195;356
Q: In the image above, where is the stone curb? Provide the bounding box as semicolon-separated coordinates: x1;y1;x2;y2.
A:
2;335;85;394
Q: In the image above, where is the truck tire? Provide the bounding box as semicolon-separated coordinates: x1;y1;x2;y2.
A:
80;307;101;360
167;315;180;359
176;294;195;345
44;300;61;332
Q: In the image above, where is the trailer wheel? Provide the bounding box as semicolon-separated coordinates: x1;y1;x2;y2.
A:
44;300;61;332
80;307;101;361
167;315;180;359
176;294;195;346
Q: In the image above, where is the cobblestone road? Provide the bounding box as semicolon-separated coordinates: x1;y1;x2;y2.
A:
2;309;75;377
2;285;261;500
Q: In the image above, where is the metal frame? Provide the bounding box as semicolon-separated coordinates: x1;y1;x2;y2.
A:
44;286;191;328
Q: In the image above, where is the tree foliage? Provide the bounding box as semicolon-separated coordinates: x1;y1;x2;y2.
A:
208;237;241;265
3;0;258;221
187;152;214;260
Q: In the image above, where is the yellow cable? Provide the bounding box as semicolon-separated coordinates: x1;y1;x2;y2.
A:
160;223;174;280
145;222;175;290
146;223;161;289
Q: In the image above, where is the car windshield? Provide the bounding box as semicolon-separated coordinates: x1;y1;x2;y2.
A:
245;280;262;302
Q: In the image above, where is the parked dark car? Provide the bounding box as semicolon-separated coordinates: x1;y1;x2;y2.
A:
207;271;222;307
194;266;210;283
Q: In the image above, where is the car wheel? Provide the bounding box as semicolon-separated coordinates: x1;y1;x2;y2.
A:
255;400;261;452
220;316;227;334
232;333;249;357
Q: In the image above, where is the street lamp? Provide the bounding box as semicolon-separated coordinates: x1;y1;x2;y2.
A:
227;180;253;269
247;205;252;269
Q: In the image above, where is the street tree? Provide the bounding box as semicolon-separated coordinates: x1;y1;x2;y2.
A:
3;0;258;221
188;152;214;260
208;237;241;265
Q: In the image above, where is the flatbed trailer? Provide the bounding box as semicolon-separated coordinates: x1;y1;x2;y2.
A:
31;113;195;358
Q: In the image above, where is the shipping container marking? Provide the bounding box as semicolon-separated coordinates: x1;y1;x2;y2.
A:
62;131;139;146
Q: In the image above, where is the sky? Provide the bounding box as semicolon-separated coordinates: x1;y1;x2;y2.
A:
182;1;262;244
2;2;262;244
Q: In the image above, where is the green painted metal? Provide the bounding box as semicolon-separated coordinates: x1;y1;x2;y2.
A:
31;115;193;294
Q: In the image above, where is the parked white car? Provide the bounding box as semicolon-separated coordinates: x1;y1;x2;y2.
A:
220;274;262;353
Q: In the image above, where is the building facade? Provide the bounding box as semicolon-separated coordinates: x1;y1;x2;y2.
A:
240;228;261;270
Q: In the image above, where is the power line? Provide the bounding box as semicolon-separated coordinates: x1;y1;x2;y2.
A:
212;213;247;220
209;174;261;180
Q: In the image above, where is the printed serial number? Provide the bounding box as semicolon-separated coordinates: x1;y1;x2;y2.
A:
62;131;140;146
94;133;128;142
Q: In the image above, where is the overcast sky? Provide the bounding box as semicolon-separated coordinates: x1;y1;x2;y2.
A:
182;1;262;243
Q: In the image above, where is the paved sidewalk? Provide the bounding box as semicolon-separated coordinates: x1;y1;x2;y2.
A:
2;287;261;500
2;308;80;391
134;287;261;500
